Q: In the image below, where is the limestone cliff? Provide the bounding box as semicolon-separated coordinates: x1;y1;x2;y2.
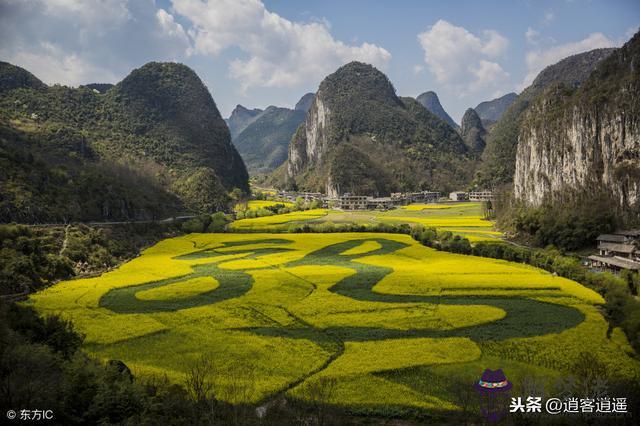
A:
477;48;615;188
284;62;472;196
514;33;640;212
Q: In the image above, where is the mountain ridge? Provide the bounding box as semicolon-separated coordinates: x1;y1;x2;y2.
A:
416;91;459;130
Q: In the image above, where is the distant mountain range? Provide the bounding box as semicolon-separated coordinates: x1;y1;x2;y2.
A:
294;92;315;112
416;91;458;130
226;93;313;174
0;61;248;222
233;106;306;174
474;92;517;128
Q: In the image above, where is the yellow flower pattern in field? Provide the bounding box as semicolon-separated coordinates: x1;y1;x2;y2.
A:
28;232;640;411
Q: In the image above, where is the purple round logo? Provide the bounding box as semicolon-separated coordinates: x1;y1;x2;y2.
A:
475;368;512;422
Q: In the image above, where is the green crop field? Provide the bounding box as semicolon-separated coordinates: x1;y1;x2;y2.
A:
29;232;639;415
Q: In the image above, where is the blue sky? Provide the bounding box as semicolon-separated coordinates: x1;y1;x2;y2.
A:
1;0;638;122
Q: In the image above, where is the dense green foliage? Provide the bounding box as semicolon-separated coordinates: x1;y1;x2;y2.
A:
0;223;182;295
0;61;249;222
233;106;305;174
476;48;615;188
496;194;618;250
286;62;474;194
0;123;182;222
0;61;46;93
180;212;230;233
235;198;319;220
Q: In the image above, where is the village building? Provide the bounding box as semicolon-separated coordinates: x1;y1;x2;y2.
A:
338;195;369;210
586;230;640;273
391;191;440;204
469;191;494;201
449;191;469;201
368;197;395;210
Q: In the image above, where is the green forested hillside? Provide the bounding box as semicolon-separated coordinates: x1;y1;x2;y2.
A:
0;61;248;222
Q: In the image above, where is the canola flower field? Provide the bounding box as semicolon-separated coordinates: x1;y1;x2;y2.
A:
234;199;294;211
230;202;499;241
29;232;640;414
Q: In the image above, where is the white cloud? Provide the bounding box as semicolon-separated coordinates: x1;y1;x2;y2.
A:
156;9;190;48
542;11;555;26
416;20;509;95
42;0;131;30
5;42;118;86
525;27;539;45
412;64;424;75
0;0;195;86
481;30;509;56
469;60;509;93
171;0;391;93
520;32;618;89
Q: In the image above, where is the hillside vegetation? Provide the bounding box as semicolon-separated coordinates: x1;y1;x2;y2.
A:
0;61;248;222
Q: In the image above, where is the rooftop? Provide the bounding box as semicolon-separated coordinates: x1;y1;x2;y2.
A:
598;242;636;254
596;234;627;243
588;255;640;270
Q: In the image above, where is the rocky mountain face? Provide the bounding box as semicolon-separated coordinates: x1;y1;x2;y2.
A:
460;108;486;154
294;92;315;112
477;48;616;188
514;33;640;212
474;92;517;127
226;105;263;138
0;61;248;222
284;62;472;196
233;106;306;174
416;91;458;129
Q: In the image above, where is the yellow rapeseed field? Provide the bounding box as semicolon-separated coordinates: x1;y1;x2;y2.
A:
229;202;499;241
29;233;639;414
235;199;293;211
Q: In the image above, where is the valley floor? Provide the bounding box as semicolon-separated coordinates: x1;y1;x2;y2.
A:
28;231;639;417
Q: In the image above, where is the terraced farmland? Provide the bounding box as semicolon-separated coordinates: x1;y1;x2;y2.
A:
29;233;639;414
